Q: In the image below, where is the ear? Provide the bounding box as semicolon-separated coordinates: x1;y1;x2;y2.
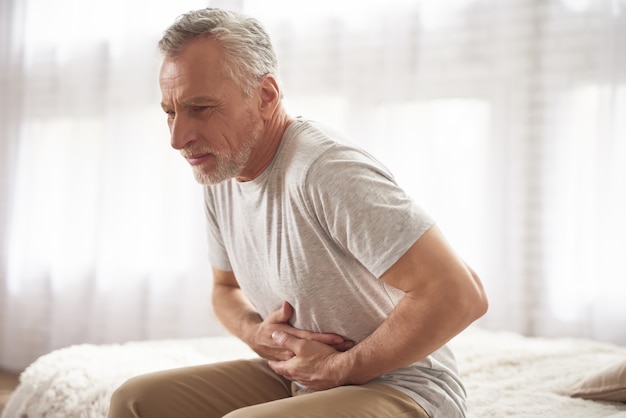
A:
257;74;281;120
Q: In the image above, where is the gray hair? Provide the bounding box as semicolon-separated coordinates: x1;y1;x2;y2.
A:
158;8;279;96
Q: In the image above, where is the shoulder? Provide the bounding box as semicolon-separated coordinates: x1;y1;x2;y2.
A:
281;119;339;172
284;119;395;189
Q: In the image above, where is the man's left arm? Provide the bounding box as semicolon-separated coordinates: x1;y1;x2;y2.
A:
268;225;488;390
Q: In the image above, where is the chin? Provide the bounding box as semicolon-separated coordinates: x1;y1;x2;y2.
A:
194;174;221;186
193;169;230;185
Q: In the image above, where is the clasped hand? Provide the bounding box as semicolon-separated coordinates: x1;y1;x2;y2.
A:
250;301;355;391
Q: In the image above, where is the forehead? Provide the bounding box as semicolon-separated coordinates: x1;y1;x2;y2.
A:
159;37;232;101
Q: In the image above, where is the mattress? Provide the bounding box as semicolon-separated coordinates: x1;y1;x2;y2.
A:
3;327;626;417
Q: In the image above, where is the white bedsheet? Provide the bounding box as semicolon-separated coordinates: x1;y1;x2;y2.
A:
3;328;626;417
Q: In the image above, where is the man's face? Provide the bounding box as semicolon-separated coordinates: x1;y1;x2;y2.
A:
159;37;263;185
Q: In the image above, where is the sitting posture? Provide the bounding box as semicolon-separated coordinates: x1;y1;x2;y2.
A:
109;8;488;418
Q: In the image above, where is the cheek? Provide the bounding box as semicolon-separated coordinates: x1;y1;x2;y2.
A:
199;105;258;152
226;111;257;142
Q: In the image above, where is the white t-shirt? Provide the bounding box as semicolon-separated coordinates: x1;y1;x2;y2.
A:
204;118;466;417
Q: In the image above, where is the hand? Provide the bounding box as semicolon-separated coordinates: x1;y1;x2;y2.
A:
249;301;354;361
268;331;348;391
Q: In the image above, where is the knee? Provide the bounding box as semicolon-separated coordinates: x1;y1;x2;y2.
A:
223;404;279;418
108;375;153;417
223;408;260;418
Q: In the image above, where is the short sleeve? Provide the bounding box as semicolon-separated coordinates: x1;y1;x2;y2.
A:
303;146;435;278
204;186;233;271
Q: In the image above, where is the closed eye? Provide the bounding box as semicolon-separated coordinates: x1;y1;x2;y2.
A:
191;105;211;113
161;103;175;117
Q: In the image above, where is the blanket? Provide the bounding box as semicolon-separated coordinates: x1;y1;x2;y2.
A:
3;328;626;417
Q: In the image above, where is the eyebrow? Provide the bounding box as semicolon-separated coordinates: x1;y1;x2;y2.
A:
184;96;219;106
161;96;219;111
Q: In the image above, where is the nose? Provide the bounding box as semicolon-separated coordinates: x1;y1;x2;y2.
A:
169;114;197;151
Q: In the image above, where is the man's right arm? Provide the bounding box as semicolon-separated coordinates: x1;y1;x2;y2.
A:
211;267;353;361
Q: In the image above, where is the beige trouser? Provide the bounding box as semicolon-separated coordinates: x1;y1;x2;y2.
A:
108;358;430;418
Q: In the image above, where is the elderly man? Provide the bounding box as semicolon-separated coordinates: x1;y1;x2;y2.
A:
109;8;488;418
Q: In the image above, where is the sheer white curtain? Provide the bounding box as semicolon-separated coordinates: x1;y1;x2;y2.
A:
0;0;228;371
1;0;625;372
247;0;626;342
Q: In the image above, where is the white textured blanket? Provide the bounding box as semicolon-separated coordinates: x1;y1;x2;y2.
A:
3;328;626;417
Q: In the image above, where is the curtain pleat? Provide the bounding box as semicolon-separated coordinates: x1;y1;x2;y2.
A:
1;0;625;372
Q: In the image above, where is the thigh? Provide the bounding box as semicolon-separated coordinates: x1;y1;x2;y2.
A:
108;358;291;418
224;382;430;418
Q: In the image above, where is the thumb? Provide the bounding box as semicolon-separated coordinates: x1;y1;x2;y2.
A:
272;330;295;348
266;301;292;323
277;301;293;323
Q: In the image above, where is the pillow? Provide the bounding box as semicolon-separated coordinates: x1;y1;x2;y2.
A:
569;359;626;403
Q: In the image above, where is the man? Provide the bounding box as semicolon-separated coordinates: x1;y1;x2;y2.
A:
109;8;488;418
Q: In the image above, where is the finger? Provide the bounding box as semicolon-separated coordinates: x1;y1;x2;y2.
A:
332;340;355;351
267;301;293;323
281;301;294;321
272;330;302;351
272;349;296;361
306;332;345;345
267;359;286;377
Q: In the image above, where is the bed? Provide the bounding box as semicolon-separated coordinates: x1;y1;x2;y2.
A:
2;327;626;417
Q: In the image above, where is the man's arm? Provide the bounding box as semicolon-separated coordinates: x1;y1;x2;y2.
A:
268;225;488;389
212;268;354;361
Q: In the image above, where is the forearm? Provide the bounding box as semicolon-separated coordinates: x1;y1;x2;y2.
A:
212;277;354;362
336;285;484;384
338;228;487;384
267;227;488;390
212;282;262;345
267;287;483;390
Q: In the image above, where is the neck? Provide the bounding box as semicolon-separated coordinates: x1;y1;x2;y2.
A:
236;107;294;182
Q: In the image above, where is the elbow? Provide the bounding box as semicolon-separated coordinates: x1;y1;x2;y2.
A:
474;288;489;320
456;290;488;333
467;270;489;322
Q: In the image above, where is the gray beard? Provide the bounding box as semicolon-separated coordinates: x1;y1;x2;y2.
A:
193;145;252;185
193;127;259;185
